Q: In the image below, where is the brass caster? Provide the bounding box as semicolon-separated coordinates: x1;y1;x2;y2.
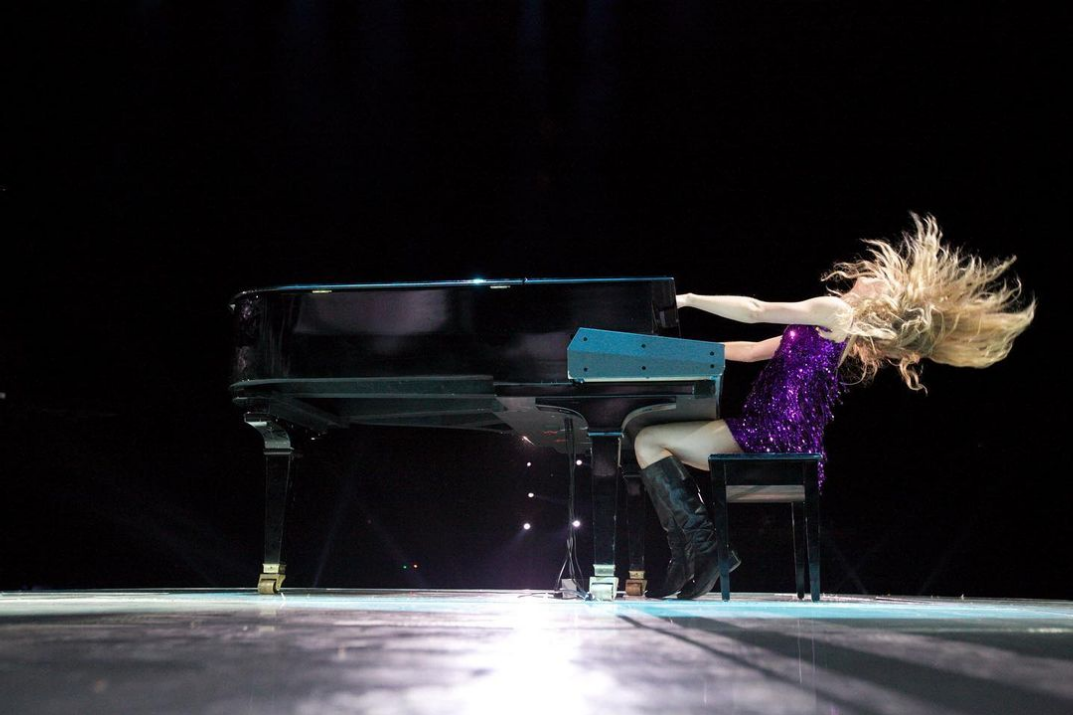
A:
625;578;647;598
257;572;285;595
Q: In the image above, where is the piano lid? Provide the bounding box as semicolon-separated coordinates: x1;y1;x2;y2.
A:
228;277;677;306
230;277;680;384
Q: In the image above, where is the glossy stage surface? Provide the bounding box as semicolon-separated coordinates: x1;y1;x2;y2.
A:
2;590;1071;714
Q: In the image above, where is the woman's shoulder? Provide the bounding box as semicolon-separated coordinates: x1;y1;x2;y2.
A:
816;324;851;344
782;322;849;345
809;295;853;342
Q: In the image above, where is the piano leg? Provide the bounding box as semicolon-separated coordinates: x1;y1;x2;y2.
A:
589;435;620;601
623;462;647;597
245;414;294;595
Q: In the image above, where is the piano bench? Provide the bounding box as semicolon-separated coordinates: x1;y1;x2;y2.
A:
707;453;822;602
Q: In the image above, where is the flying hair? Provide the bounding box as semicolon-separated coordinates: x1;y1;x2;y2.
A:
823;213;1036;391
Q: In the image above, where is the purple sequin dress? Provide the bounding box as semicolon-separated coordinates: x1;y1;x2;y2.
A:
724;324;847;489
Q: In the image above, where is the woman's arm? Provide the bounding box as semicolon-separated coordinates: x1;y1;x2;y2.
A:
677;293;851;330
723;336;782;362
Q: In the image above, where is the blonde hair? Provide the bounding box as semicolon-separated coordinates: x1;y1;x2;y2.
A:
823;213;1036;391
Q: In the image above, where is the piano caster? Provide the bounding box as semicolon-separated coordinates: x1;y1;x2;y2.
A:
589;565;619;601
257;564;286;595
624;571;647;597
589;580;617;601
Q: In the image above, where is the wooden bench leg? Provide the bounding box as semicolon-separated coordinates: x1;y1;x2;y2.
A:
804;464;821;602
711;461;731;601
791;502;807;600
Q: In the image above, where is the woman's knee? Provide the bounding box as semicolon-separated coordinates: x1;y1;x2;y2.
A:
635;425;675;454
634;425;657;451
634;426;670;467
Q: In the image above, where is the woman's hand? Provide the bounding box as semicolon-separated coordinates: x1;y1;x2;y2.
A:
676;293;692;310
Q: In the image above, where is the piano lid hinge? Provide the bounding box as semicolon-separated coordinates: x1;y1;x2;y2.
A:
244;414;294;453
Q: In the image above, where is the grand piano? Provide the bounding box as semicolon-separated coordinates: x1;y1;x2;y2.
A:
230;277;725;598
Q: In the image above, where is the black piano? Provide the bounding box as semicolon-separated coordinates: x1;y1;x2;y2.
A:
230;277;725;598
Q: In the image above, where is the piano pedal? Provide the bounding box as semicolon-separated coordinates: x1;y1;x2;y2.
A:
624;571;647;598
257;564;286;595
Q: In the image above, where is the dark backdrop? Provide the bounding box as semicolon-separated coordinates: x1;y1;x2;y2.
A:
3;1;1064;598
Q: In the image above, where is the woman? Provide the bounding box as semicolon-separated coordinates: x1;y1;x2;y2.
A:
635;213;1036;599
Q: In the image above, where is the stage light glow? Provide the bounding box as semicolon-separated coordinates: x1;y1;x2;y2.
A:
523;522;531;530
457;600;611;711
526;461;532;467
527;492;535;498
572;520;581;528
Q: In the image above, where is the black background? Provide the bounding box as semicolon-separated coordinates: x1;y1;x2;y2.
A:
3;1;1065;598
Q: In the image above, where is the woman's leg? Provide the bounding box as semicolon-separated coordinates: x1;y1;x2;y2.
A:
635;420;743;599
634;419;743;470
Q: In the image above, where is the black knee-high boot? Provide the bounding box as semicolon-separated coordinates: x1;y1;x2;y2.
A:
640;455;740;600
639;475;691;599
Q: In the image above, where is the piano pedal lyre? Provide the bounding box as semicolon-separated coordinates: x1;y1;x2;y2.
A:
624;570;647;597
258;563;286;595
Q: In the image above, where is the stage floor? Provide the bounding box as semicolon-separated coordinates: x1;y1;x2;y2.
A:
2;590;1071;714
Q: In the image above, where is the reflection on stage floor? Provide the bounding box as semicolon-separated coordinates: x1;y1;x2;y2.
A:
2;589;1071;714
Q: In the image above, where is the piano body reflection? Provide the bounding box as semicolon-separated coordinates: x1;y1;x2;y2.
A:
230;278;725;599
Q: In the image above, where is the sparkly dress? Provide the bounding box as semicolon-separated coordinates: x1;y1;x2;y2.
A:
724;324;847;489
